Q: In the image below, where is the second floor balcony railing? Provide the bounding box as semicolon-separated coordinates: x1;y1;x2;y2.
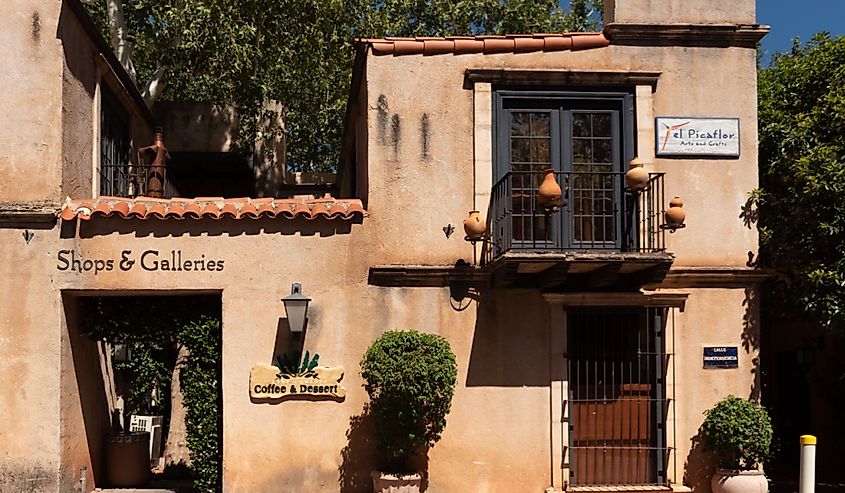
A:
484;170;667;261
99;162;179;198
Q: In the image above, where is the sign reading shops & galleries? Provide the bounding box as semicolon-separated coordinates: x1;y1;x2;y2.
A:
249;351;345;401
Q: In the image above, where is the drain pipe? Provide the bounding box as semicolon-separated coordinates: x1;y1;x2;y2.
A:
80;466;87;492
799;435;816;493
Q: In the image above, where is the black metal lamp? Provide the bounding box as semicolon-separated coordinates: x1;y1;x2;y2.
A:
113;342;131;362
282;283;311;333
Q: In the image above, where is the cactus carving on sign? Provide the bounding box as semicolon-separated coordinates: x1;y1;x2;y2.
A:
249;350;346;401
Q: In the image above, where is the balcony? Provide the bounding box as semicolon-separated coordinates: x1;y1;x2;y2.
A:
480;170;674;290
100;162;178;199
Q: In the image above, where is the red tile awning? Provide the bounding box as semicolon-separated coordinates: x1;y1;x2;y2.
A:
357;33;609;56
59;196;367;221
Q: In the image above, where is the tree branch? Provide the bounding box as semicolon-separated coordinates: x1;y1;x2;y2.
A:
104;0;136;83
141;65;168;107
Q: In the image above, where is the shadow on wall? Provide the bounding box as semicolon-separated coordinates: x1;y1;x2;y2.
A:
338;408;431;493
683;433;718;493
465;289;550;387
742;286;761;400
59;216;361;239
62;293;113;487
339;408;378;493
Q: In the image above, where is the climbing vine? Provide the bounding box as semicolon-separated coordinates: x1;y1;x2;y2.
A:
81;296;221;492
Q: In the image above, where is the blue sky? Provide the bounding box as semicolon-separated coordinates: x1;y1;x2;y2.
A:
757;0;844;64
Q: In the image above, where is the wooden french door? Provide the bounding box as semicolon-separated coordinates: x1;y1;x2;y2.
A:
566;308;667;486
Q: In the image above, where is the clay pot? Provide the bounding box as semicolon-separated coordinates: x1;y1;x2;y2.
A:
625;157;649;191
372;470;422;493
537;169;562;210
665;196;686;227
463;210;486;239
711;468;768;493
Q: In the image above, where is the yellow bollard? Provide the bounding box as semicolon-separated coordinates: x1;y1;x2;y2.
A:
799;435;817;493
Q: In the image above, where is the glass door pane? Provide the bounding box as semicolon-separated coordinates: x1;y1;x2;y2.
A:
509;111;554;245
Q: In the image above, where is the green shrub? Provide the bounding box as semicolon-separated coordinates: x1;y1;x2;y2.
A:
699;395;773;469
360;330;457;471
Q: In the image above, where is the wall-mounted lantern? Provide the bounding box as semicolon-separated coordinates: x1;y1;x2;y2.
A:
282;283;311;333
113;342;131;362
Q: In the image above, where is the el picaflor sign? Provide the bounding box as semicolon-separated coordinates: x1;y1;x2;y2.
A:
656;117;740;157
249;351;345;401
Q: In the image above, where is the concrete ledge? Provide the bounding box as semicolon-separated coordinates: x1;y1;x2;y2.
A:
95;489;176;493
0;202;59;225
604;23;770;47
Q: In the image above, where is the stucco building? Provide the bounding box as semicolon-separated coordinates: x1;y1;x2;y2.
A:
0;0;769;492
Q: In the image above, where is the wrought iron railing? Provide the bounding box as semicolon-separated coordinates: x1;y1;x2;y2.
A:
99;163;178;198
484;170;666;261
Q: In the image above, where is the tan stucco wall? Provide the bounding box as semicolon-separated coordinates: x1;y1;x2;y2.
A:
0;3;762;492
670;288;760;492
604;0;756;25
0;227;64;491
0;0;64;203
34;222;555;492
0;220;757;493
59;4;98;199
362;44;759;268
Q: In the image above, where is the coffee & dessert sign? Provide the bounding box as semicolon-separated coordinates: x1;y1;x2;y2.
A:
656;117;740;157
249;352;345;401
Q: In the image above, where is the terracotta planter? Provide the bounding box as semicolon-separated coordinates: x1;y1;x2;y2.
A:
665;196;686;227
106;432;150;487
711;468;768;493
538;169;562;210
371;470;422;493
625;157;649;191
463;210;486;239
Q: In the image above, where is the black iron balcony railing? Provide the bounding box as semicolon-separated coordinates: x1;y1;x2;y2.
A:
99;163;178;198
484;170;667;261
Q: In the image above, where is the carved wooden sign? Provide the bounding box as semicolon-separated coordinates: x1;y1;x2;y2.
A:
249;352;346;401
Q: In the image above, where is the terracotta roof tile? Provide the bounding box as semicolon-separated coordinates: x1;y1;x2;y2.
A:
60;197;367;222
358;32;608;56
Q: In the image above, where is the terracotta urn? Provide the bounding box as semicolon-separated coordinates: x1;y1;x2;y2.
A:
538;169;562;210
711;469;768;493
625;157;649;191
665;196;686;227
463;210;486;240
372;470;422;493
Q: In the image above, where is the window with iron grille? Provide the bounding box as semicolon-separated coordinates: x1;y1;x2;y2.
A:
493;90;639;252
566;307;669;487
99;84;132;197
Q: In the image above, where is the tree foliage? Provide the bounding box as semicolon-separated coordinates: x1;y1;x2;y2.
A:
757;33;845;334
699;395;772;469
360;330;457;471
83;0;602;172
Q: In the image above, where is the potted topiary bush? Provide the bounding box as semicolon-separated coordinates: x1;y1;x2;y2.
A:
699;395;773;493
360;330;457;493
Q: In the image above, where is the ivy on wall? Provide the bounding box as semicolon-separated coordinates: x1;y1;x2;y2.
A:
81;296;221;492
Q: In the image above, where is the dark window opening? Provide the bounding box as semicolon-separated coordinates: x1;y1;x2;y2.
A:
99;85;132;197
167;151;255;198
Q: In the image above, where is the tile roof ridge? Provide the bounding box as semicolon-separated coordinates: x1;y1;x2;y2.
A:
358;32;608;56
60;196;368;221
356;32;604;42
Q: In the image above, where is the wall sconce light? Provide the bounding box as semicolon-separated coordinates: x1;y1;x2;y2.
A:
113;342;131;362
282;283;311;333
